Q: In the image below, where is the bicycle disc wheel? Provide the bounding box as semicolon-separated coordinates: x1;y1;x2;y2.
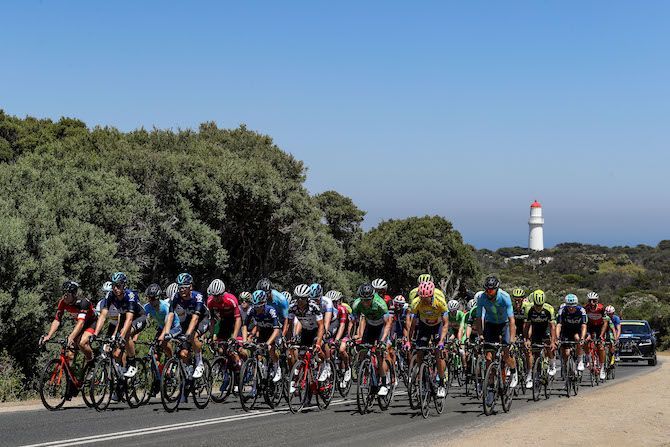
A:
160;358;184;413
482;362;498;416
210;358;232;403
126;359;150;408
239;358;259;412
90;360;113;411
39;359;68;411
418;363;432;419
192;358;212;409
356;359;372;414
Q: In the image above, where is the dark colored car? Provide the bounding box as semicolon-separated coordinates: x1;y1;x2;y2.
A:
618;320;658;366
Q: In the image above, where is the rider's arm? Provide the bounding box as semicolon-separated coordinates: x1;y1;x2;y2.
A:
381;315;392;341
68;319;85;345
315;319;324;348
508;316;517;342
232;316;242;340
356;316;366;339
438;314;449;345
44;319;61;341
119;311;135;339
580;323;587;340
323;311;333;335
335;316;346;340
93;307;109;336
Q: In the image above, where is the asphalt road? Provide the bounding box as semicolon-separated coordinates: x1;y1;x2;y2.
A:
1;360;659;447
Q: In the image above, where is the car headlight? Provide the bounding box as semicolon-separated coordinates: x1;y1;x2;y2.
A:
638;340;653;346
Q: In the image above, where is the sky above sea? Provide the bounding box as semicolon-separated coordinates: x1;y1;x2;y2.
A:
2;1;668;248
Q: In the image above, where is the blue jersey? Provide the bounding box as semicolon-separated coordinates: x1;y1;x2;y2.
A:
610;314;621;326
557;305;587;327
476;289;513;324
169;291;209;318
244;305;280;330
103;289;144;316
144;300;180;330
268;289;289;320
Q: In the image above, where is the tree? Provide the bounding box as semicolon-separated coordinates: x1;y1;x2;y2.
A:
313;190;365;256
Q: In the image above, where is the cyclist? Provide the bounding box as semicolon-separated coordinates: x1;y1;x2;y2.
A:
352;283;393;397
605;305;621;362
391;295;409;340
93;272;147;378
238;291;252;325
511;288;531;383
556;293;587;371
407;281;449;398
95;281;119;339
143;283;181;358
41;281;97;371
310;283;336;382
372;278;393;307
473;275;518;406
523;290;557;388
257;278;289;339
242;290;282;382
161;273;210;379
207;279;242;343
288;284;324;388
165;283;178;301
445;299;467;370
327;290;352;384
584;292;607;380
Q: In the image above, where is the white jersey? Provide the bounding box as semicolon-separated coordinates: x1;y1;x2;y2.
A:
95;297;120;325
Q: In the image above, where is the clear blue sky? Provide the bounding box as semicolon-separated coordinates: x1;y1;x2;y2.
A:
2;1;668;248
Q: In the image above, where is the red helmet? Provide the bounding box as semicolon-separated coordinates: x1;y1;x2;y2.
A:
418;281;435;298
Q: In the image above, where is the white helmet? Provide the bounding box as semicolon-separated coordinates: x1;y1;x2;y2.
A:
587;291;599;301
393;295;406;305
326;290;342;302
605;305;615;315
207;279;225;296
102;281;113;293
282;291;292;301
371;278;388;290
294;284;311;298
165;282;178;299
448;299;460;312
467;298;477;311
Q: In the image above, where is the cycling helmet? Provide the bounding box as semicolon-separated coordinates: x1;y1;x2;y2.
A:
418;274;433;284
111;272;127;285
294;284;311;299
326;290;342;302
281;291;292;301
587;291;599;301
145;283;162;299
605;305;615;315
165;282;178;299
62;280;79;294
239;291;252;303
309;283;323;300
512;288;525;298
418;281;435;299
393;295;406;305
371;278;388;290
176;273;193;286
483;275;500;290
530;289;545;306
101;281;113;293
467;298;478;311
358;283;375;300
256;278;272;293
252;290;267;305
447;299;460;312
565;294;578;305
207;279;226;296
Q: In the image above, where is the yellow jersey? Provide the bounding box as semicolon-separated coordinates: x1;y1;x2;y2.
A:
410;295;448;326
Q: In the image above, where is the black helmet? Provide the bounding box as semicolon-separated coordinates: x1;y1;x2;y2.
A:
358;283;375;299
256;278;272;293
62;280;79;295
483;275;500;290
145;283;162;299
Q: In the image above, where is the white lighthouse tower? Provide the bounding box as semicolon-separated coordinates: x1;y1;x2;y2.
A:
528;200;544;251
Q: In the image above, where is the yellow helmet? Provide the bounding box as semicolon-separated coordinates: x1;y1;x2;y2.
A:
530;290;546;306
418;274;433;284
512;288;525;298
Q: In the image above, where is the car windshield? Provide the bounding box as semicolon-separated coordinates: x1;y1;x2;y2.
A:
621;322;651;335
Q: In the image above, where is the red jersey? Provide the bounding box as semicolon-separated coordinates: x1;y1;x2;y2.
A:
207;293;241;321
585;302;605;326
382;294;392;307
55;297;96;323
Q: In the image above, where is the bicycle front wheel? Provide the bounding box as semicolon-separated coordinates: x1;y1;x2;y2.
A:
531;357;542;402
287;360;308;413
126;359;150;408
417;363;432;419
39;359;68;411
160;358;184;413
192;358;212;409
239;358;259;412
356;359;373;415
316;359;336;410
210;357;232;403
482;362;498;416
90;360;113;411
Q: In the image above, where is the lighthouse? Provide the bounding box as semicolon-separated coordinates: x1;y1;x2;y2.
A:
528;200;544;251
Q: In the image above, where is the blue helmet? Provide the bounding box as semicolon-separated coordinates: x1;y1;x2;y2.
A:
309;283;323;300
177;273;193;286
252;290;267;305
565;294;578;305
111;272;127;285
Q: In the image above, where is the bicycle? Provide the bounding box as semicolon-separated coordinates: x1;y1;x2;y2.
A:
584;337;603;387
393;338;410;389
530;342;553;401
604;340;616;380
481;342;513;416
209;338;242;403
38;338;95;411
238;342;284;412
286;344;335;413
134;339;164;405
331;339;353;398
464;339;486;399
414;346;445;419
560;340;581;397
355;341;396;414
510;340;527;396
445;340;464;393
160;335;212;412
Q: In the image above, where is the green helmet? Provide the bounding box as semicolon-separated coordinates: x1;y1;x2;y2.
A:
512;288;525;298
530;290;546;306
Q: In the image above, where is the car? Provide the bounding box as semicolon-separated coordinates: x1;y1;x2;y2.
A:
618;320;658;366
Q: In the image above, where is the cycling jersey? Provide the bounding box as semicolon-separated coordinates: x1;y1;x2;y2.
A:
288;301;323;331
55;297;96;326
95;297;120;325
342;303;353;315
584;302;606;330
411;296;448;327
103;289;144;316
268;289;289;321
207;293;241;321
408;288;446;308
352;294;389;326
476;289;513;325
445;310;466;339
318;295;338;334
525;303;555;342
557;305;587;327
169;291;209;318
244;305;280;331
513;301;532;330
332;304;348;336
144;300;180;330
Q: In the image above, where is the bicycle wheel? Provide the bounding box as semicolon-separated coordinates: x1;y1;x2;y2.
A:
564;357;574;398
210;357;232;403
192;358;212;409
417;363;432;419
377;359;395;411
287;360;308;413
127;359;150;408
160;358;184;413
516;354;526;396
407;364;420;410
474;354;485;399
314;359;335;410
531;357;542;402
500;366;513;413
356;359;373;414
239;358;259;412
90;359;113;411
337;364;353;398
482;362;498;416
39;359;68;411
143;361;159;405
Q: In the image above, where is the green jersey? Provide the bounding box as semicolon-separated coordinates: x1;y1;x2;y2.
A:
446;310;466;341
352;294;389;326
